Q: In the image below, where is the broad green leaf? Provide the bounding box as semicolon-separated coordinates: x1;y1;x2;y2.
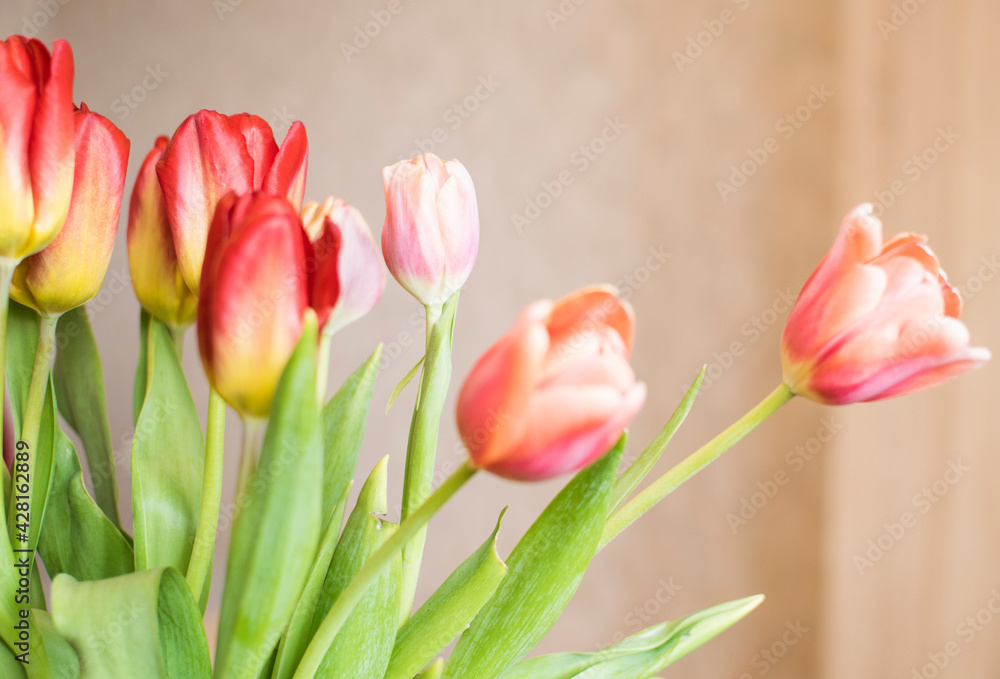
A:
498;595;765;679
0;635;27;678
51;568;211;678
133;309;151;424
610;367;705;512
385;356;423;413
272;482;353;679
6;301;39;431
131;319;204;573
443;437;626;679
385;509;509;679
24;610;79;679
37;426;133;582
321;345;381;519
306;456;401;678
214;317;323;679
53;307;120;526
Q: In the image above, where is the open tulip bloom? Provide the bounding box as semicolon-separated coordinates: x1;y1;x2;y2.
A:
0;35;992;679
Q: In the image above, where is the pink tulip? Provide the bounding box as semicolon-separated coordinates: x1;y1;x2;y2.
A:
0;36;76;260
302;196;386;336
456;285;646;481
11;104;130;316
157;110;308;295
781;204;990;404
381;153;479;307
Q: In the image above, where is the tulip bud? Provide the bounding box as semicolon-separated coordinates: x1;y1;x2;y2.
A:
127;136;197;328
781;204;990;404
456;285;646;481
381;153;479;307
11;105;129;316
302;196;386;336
157;110;308;295
0;36;76;261
198;192;310;419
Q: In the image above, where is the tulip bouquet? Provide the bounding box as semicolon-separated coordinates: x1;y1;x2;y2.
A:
0;35;991;679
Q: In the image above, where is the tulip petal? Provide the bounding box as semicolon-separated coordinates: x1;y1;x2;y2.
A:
0;39;38;255
264;121;308;211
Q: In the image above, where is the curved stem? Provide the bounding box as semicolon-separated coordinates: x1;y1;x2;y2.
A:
600;383;794;550
0;261;14;556
315;332;332;405
398;296;454;624
294;461;477;679
185;387;227;602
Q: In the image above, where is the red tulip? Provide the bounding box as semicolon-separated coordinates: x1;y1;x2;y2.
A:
127;136;198;328
11;105;129;316
157;110;308;295
0;36;76;260
456;285;646;481
781;204;990;404
198;192;310;418
381;153;479;307
302;196;385;336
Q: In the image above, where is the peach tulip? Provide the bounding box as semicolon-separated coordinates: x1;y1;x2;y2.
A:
781;204;990;404
0;36;76;261
457;285;646;481
381;153;479;307
11;105;129;316
157;110;308;295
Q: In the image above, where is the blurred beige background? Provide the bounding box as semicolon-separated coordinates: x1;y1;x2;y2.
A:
4;0;1000;676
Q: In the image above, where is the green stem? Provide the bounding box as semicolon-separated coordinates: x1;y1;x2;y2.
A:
0;260;13;564
294;460;478;679
599;383;794;550
316;332;332;404
398;295;454;624
185;387;227;602
236;416;266;505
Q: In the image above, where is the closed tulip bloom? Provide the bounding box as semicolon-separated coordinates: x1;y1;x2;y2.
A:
302;196;386;336
0;36;76;261
381;153;479;307
127;136;197;327
198;192;310;419
781;204;990;404
157;110;308;295
11;105;129;316
457;285;646;481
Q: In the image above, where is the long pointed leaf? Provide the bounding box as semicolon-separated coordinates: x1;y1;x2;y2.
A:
443;437;626;679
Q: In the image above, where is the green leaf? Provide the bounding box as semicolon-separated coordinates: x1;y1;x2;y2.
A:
37;426;133;582
497;595;765;678
385;509;509;679
443;437;626;679
133;309;151;424
131;319;204;573
306;456;401;678
24;610;80;679
610;366;705;512
321;345;381;519
0;635;28;678
53;307;120;526
6;301;39;431
271;482;353;679
51;567;211;678
214;317;324;679
385;356;423;413
416;659;444;679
